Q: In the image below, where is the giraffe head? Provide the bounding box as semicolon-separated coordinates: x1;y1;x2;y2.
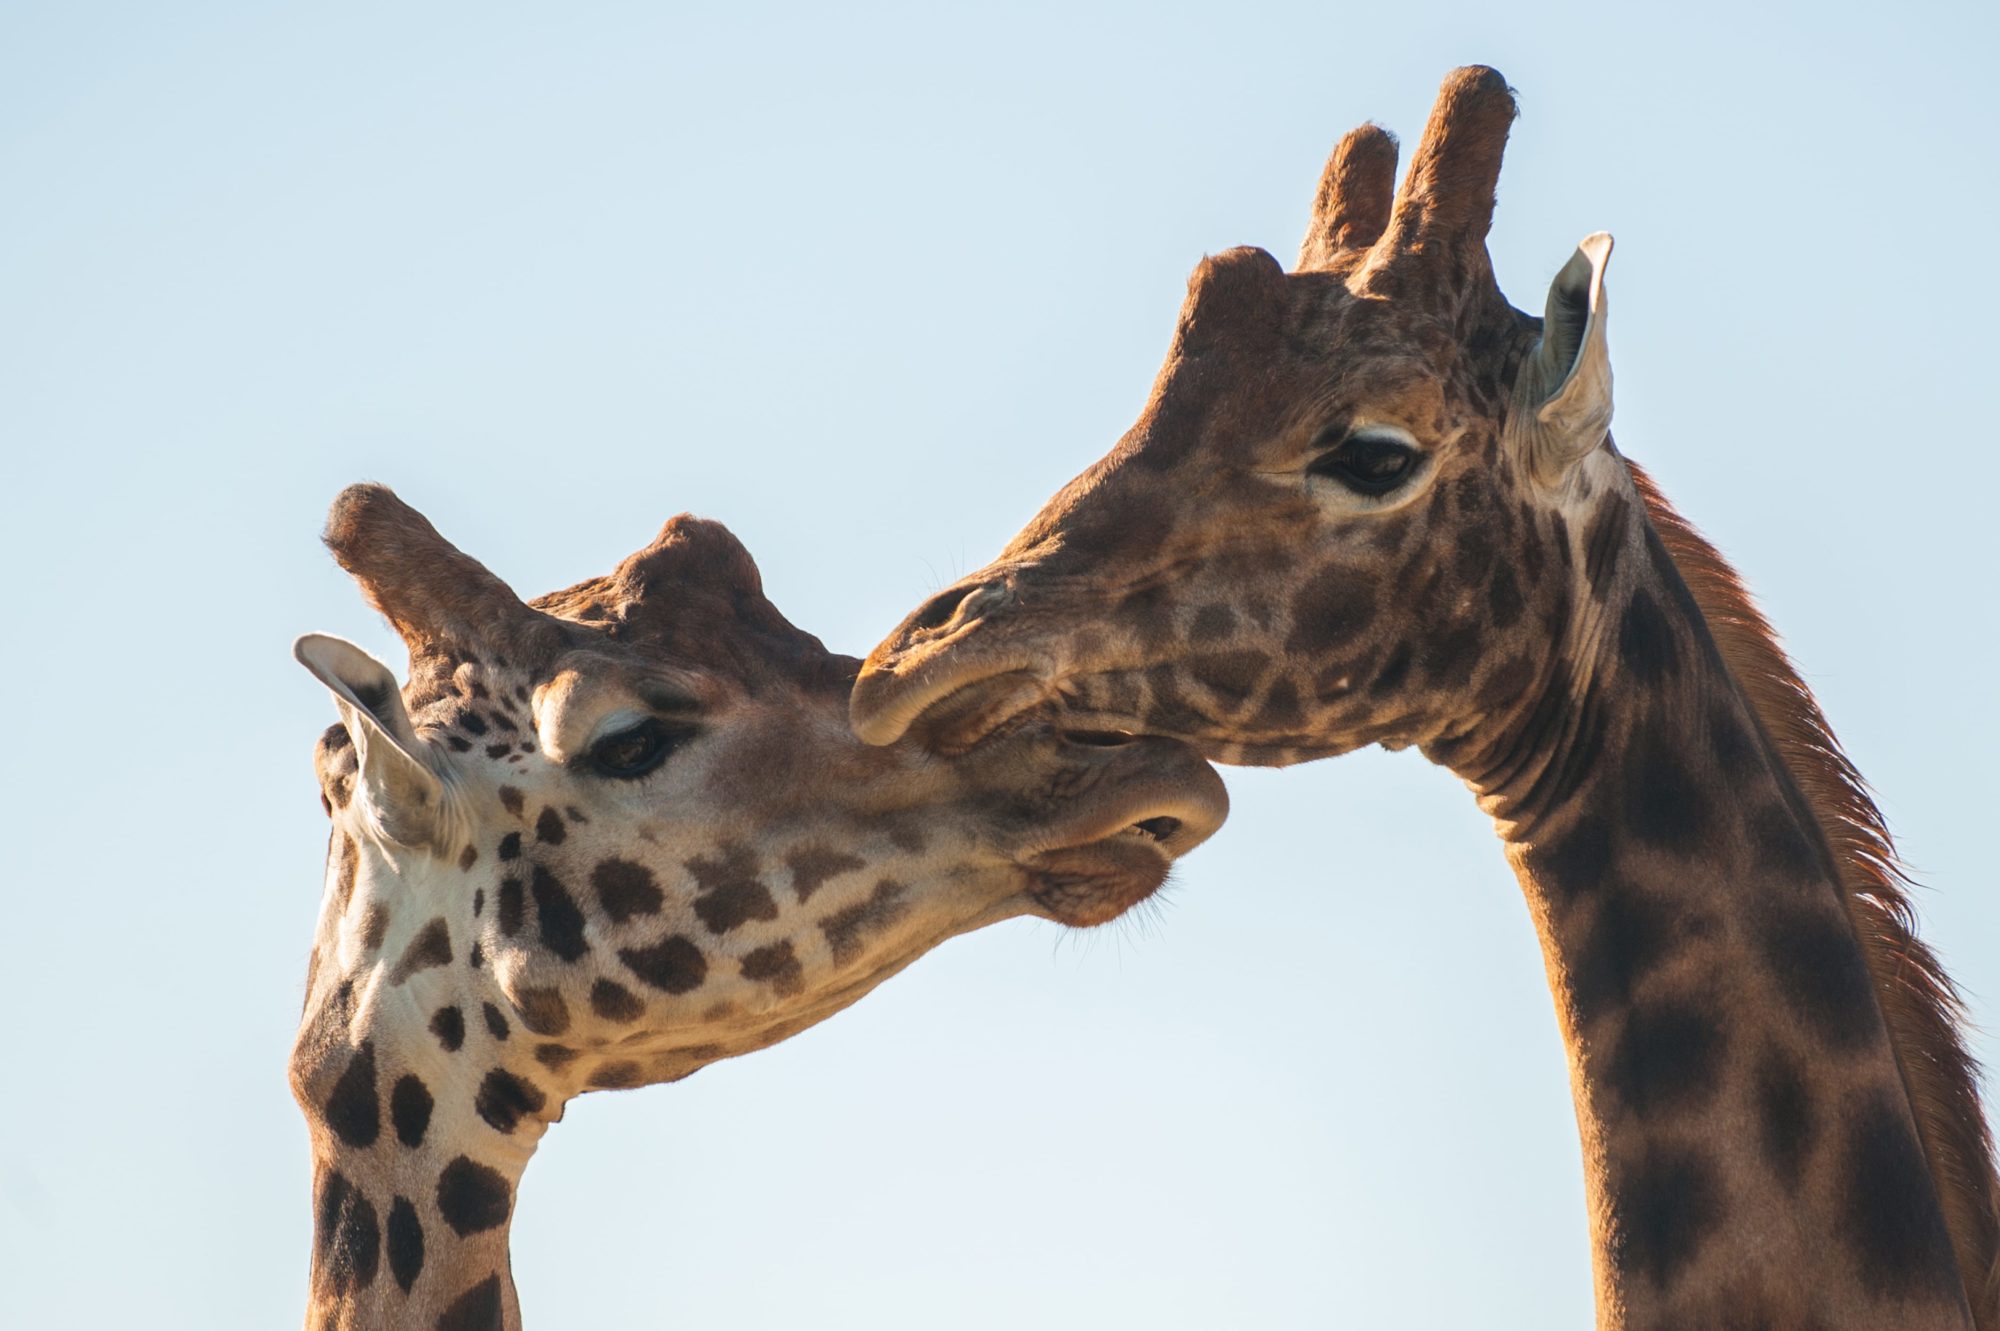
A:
850;67;1617;774
851;69;2000;1323
292;484;1224;1323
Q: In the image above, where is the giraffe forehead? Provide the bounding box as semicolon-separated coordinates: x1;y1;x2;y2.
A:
993;306;1499;578
1148;322;1498;479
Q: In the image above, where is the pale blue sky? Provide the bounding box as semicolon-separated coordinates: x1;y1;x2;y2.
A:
3;3;1995;1326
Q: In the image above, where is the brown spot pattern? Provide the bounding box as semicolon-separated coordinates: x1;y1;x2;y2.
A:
687;845;779;935
389;917;452;984
590;979;644;1022
739;940;806;997
821;879;910;966
619;935;709;994
512;987;571;1037
360;903;390;952
591;858;663;921
785;846;864;903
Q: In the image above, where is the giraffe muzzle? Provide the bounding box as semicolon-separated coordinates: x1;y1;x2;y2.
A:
1014;732;1229;927
852;575;1048;747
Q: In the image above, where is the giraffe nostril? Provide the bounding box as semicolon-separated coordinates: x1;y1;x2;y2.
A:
909;588;964;632
907;582;1005;635
1062;729;1138;748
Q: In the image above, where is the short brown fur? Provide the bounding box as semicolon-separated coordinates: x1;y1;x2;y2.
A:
1632;463;2000;1317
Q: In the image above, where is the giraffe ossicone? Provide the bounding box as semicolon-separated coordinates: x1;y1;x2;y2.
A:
853;66;2000;1330
291;483;1226;1329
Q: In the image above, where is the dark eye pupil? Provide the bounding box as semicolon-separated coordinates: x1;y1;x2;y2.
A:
603;735;651;767
1356;445;1407;478
1310;436;1419;495
590;720;688;778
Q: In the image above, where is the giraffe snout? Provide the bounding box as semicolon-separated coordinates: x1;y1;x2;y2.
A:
853;578;1041;746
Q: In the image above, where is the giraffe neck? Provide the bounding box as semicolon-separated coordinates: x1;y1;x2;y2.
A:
1431;482;1972;1329
294;841;556;1331
304;1121;533;1330
298;986;543;1329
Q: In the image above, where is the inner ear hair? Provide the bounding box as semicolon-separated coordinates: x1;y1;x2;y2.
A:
295;633;448;849
1543;257;1592;374
1511;232;1615;486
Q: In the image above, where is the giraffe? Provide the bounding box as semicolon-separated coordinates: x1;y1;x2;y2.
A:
291;483;1227;1329
848;67;2000;1330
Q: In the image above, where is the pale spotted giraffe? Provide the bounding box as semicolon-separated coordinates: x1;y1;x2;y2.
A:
292;484;1226;1329
850;67;2000;1330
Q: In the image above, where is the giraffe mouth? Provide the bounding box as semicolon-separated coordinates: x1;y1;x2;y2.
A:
1017;743;1229;928
863;646;1229;928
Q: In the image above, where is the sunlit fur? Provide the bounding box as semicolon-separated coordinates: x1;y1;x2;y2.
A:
292;485;1226;1329
1632;464;2000;1316
854;67;1996;1330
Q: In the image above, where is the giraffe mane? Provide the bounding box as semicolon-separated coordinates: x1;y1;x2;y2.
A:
1628;459;2000;1324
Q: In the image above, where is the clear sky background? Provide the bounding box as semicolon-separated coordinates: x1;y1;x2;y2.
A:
3;3;1995;1327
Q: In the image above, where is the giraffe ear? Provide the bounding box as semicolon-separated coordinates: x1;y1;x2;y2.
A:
295;633;448;849
1512;233;1614;484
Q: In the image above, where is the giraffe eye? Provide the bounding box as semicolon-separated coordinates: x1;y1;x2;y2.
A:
589;719;696;779
1309;434;1421;497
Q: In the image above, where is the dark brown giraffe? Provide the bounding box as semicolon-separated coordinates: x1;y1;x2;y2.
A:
850;67;2000;1330
292;484;1226;1329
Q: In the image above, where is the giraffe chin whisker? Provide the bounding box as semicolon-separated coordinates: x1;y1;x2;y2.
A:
1023;835;1176;928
